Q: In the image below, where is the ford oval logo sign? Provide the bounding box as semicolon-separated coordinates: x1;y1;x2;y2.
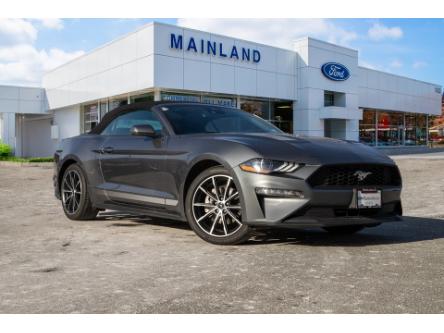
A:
321;62;350;81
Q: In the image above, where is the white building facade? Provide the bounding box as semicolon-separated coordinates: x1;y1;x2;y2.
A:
1;22;442;157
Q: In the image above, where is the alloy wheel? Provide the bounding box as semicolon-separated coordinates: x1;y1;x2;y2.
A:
61;169;82;214
191;174;243;237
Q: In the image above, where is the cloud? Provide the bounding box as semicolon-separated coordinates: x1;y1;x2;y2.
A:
177;18;358;49
389;59;403;68
412;60;427;69
368;23;403;41
0;19;83;86
0;18;37;45
0;44;84;86
35;18;64;30
359;60;380;70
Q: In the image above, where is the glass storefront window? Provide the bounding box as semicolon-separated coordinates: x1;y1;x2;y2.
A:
99;102;107;121
271;101;293;133
240;99;270;119
240;99;293;134
82;103;99;133
416;114;427;145
161;92;200;103
109;98;128;112
359;110;376;146
377;111;403;146
324;92;335;107
359;110;428;146
130;93;154;104
202;95;236;108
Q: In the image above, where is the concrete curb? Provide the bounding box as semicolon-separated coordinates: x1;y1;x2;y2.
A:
0;161;53;168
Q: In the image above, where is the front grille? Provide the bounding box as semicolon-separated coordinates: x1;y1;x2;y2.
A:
308;164;401;187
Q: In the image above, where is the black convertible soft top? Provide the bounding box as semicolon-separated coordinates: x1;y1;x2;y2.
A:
89;101;191;135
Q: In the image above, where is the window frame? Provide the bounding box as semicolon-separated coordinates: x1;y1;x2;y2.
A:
99;108;169;137
153;103;283;136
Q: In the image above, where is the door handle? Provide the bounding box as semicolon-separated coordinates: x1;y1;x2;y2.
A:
102;146;114;154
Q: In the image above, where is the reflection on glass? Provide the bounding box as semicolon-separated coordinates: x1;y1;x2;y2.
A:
377;112;403;146
240;99;270;119
240;99;293;134
109;99;128;112
130;93;154;104
83;104;98;133
271;101;293;133
359;110;376;145
359;110;427;146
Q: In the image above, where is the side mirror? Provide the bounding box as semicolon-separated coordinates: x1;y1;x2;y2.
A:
130;124;159;138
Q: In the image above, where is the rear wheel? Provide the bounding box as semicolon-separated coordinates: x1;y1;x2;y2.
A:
323;225;365;234
185;166;250;245
61;164;98;220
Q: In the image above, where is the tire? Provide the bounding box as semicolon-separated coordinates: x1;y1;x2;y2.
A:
60;164;98;220
323;225;365;234
185;166;251;245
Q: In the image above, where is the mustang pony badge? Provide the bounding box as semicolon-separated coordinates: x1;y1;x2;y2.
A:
354;170;372;181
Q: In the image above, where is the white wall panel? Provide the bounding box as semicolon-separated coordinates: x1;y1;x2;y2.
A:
18;101;43;114
154;23;183;57
277;49;296;75
155;55;183;90
0;86;45;114
120;32;138;65
257;71;276;98
136;55;154;90
255;45;276;73
235;66;256;97
53;105;80;140
0;100;19;113
276;74;295;100
136;25;154;58
358;67;441;115
121;61;140;93
184;59;211;92
210;63;235;94
0;86;20;99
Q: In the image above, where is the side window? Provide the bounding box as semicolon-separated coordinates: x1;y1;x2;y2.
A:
101;110;164;136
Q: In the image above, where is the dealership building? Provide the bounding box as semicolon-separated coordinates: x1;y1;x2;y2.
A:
0;22;442;157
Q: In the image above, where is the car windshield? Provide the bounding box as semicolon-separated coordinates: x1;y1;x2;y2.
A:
161;104;283;135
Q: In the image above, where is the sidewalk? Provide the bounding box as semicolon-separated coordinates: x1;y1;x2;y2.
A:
378;145;444;156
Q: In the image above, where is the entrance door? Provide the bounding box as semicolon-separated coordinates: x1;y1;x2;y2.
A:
324;119;346;139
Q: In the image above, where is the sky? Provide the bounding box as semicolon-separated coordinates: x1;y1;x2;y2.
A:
0;18;443;88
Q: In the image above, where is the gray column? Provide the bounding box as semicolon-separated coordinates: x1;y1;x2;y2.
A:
154;89;161;102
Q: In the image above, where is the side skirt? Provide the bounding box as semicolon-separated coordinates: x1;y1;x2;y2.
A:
94;202;187;222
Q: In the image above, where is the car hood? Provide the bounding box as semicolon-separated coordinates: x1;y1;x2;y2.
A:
210;133;394;165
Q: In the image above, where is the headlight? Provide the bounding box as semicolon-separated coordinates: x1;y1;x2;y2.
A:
239;158;303;174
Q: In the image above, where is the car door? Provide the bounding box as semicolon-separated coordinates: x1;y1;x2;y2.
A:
98;108;174;208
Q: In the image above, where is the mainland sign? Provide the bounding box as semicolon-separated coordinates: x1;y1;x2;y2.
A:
170;33;261;63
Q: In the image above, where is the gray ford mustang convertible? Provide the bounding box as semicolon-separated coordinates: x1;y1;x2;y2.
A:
54;102;402;245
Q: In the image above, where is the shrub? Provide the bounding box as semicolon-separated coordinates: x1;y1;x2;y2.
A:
27;157;54;163
0;140;12;157
0;156;54;162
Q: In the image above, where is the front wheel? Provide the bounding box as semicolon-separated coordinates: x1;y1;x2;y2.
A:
185;166;251;245
61;164;99;220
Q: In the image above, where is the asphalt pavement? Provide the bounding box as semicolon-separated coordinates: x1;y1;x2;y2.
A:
0;156;443;313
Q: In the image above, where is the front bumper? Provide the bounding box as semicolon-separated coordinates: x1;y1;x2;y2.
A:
232;165;402;228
